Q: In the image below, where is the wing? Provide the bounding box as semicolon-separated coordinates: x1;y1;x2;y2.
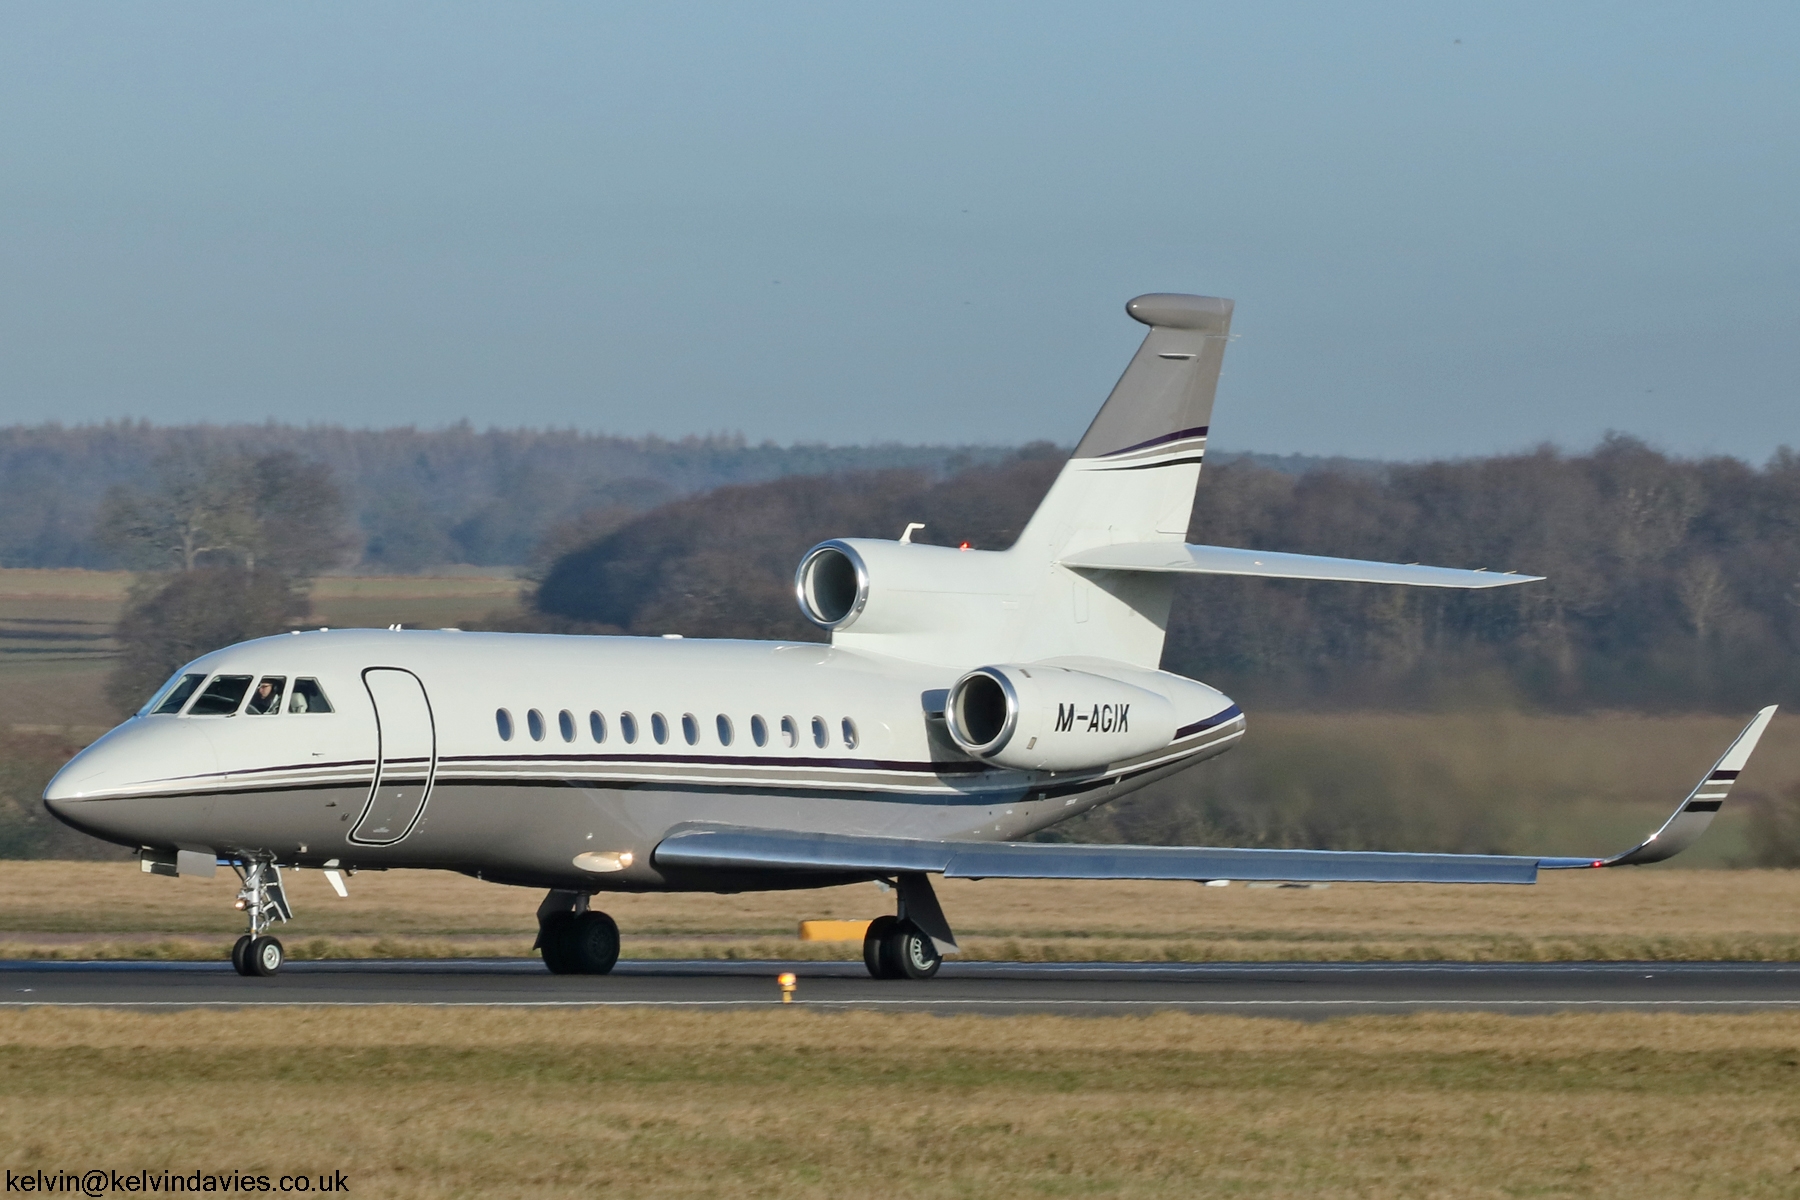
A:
1058;542;1541;589
654;708;1777;885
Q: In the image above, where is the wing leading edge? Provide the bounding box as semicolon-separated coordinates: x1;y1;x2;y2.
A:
653;708;1777;886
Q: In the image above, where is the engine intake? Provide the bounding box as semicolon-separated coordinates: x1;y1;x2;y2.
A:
795;541;870;629
944;664;1177;772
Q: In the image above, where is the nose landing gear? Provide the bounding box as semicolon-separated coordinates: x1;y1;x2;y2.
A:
229;857;292;977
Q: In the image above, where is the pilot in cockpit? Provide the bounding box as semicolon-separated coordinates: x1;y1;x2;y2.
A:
245;677;285;715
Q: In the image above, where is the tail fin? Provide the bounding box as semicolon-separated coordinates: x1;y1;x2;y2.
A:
823;294;1236;672
1008;294;1235;667
1021;295;1232;555
1072;294;1232;468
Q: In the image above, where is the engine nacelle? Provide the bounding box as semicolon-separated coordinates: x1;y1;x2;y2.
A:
944;663;1177;772
794;541;872;629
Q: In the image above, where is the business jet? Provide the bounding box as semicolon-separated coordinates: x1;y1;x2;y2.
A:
45;293;1776;980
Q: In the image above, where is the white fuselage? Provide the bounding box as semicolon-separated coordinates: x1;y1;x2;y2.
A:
45;628;1244;892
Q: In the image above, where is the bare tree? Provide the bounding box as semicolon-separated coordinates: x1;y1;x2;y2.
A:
100;449;349;716
1676;557;1731;641
96;447;258;572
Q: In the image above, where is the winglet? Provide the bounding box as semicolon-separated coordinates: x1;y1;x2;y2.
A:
1541;706;1778;869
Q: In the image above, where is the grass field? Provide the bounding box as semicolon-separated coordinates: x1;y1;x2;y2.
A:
2;1008;1797;1198
6;861;1800;963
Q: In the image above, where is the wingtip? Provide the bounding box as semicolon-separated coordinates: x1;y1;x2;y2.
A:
1544;704;1780;870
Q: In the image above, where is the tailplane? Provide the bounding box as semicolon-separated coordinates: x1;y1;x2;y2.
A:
813;293;1537;672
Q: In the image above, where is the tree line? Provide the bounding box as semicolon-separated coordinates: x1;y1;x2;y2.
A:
0;423;1015;571
532;436;1800;713
74;429;1800;716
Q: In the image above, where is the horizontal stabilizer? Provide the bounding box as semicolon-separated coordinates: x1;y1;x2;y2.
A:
654;707;1775;885
1058;543;1542;589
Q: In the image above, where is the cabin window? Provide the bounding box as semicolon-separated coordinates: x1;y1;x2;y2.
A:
245;677;286;716
289;678;333;713
651;713;669;744
716;714;734;746
496;709;514;741
750;715;768;747
558;709;576;742
620;712;639;743
811;716;829;749
189;675;254;717
842;718;858;750
148;673;205;716
589;711;607;743
780;715;798;748
681;713;699;745
527;709;546;742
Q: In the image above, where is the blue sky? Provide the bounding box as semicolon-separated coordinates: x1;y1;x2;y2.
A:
2;3;1796;460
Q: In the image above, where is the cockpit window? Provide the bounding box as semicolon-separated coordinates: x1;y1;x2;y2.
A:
146;673;205;716
188;675;254;716
245;676;286;715
289;678;333;714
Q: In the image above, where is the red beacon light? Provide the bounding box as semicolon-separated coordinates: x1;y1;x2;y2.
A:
958;541;971;551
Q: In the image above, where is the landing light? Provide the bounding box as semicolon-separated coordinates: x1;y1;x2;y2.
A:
573;850;635;873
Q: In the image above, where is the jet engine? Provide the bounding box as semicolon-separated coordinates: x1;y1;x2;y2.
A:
944;664;1177;772
795;541;870;630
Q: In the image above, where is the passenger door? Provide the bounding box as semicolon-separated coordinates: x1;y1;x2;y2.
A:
351;668;437;845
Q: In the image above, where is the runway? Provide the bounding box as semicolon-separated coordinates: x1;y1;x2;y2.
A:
3;959;1799;1015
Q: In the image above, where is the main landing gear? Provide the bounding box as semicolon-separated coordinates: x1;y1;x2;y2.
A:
537;890;620;975
230;857;292;977
862;873;957;980
863;915;942;979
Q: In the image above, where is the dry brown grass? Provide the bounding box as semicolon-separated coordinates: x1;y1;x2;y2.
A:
1;1008;1798;1197
6;861;1800;962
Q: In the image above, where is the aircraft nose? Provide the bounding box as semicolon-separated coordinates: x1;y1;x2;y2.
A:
43;719;218;828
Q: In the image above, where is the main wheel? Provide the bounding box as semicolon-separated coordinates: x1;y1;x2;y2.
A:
564;912;621;975
248;935;284;977
230;934;253;976
863;915;899;979
884;922;942;980
539;913;578;974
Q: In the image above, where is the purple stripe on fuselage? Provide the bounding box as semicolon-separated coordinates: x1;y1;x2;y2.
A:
1175;705;1243;739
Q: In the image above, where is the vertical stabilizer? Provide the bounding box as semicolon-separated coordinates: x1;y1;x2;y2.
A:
1071;294;1232;468
1005;294;1234;667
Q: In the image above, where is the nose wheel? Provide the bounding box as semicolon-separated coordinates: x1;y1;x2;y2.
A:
229;857;292;976
232;933;285;977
